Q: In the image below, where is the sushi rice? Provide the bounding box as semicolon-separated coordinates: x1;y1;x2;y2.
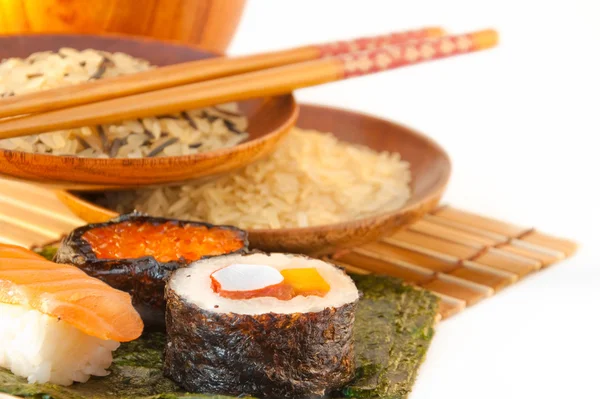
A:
0;303;119;385
171;252;359;315
0;244;143;386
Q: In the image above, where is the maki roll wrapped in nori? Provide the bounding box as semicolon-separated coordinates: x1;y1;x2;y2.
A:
54;213;248;327
164;252;359;399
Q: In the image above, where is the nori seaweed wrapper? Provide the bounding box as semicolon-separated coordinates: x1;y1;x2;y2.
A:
164;283;357;399
343;275;439;399
53;213;248;327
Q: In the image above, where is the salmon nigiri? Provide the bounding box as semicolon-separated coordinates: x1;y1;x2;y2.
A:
0;244;143;386
0;243;47;260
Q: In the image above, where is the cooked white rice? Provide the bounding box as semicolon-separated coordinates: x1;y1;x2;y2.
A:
0;303;119;386
0;48;248;158
170;253;359;315
97;128;412;229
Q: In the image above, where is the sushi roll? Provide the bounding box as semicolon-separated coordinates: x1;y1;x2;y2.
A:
0;244;143;386
164;252;359;399
54;213;248;326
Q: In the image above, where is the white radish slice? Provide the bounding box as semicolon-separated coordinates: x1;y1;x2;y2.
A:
211;264;283;292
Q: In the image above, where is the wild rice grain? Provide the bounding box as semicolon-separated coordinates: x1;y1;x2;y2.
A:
89;56;114;80
96;126;109;152
147;137;179;157
181;112;198;130
109;138;126;158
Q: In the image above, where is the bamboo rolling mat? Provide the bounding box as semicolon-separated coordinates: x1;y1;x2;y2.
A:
327;207;577;319
0;178;577;320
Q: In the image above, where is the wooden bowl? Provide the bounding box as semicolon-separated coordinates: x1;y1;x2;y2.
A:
57;103;451;256
0;34;297;190
0;0;246;54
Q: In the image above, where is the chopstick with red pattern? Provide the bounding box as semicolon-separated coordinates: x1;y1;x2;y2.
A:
338;29;497;78
0;27;444;119
0;29;498;139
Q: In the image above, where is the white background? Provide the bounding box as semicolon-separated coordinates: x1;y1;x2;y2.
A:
231;1;599;398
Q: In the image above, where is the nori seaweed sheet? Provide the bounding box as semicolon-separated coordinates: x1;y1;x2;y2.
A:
344;275;438;399
164;285;356;399
53;213;248;327
4;245;438;399
0;332;246;399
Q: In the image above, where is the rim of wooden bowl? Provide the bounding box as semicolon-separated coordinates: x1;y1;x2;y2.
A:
251;103;451;254
0;33;298;189
0;31;229;54
57;103;451;255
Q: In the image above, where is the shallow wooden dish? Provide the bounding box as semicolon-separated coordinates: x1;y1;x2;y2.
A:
57;103;451;255
0;34;297;190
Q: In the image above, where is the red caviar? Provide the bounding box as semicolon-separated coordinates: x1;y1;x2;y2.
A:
82;220;245;263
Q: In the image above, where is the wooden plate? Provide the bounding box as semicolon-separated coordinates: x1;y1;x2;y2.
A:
0;34;297;190
57;103;451;255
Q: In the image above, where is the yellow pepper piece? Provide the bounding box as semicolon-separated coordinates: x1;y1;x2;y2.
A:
280;268;330;297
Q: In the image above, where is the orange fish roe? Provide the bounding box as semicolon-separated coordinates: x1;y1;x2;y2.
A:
82;220;245;263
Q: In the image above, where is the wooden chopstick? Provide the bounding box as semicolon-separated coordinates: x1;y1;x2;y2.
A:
0;29;498;139
0;27;444;119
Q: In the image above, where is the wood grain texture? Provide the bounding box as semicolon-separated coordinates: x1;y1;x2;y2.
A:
0;57;337;140
357;241;457;273
0;0;246;53
0;35;298;189
327;207;576;319
436;296;467;319
421;279;487;306
0;179;82;247
387;229;481;259
0;30;497;142
496;244;562;267
0;27;443;119
332;251;435;284
471;251;540;276
0;30;496;190
519;231;578;256
409;219;500;246
449;267;514;291
434;206;529;237
0;105;576;320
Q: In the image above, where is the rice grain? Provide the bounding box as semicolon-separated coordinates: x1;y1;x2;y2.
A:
0;49;249;158
97;128;412;229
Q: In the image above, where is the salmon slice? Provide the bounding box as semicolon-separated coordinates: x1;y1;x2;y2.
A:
0;243;47;260
0;248;143;342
